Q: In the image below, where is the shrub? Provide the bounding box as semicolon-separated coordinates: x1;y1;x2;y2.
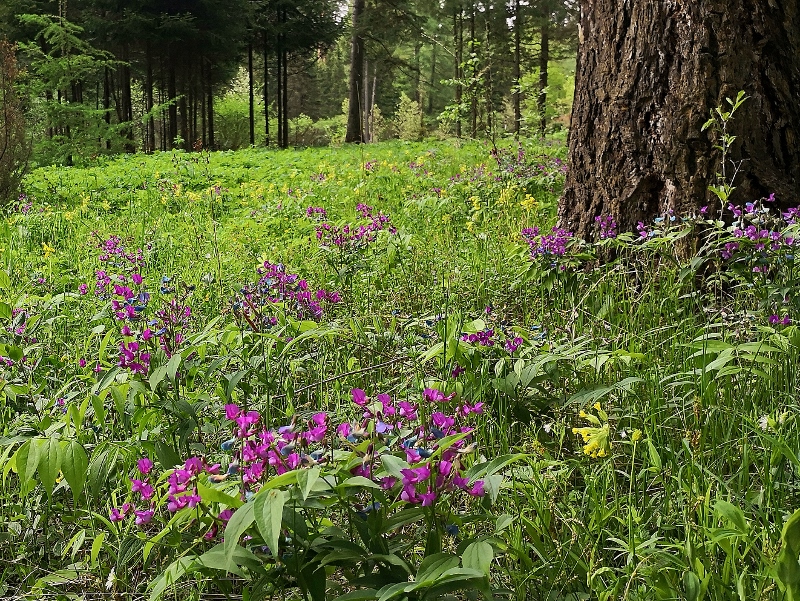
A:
395;93;424;141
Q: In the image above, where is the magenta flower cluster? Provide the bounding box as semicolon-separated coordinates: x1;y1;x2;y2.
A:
315;203;396;249
460;329;495;346
305;206;327;219
595;215;617;239
521;226;574;258
235;261;340;327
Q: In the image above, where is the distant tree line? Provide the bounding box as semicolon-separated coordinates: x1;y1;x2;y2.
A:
0;0;577;164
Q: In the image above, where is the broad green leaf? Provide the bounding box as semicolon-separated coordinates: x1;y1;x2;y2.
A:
297;465;320;501
166;353;182;382
222;502;255;570
91;532;105;567
254;489;286;558
333;589;379;601
776;508;800;600
37;436;63;499
415;553;460;584
461;541;493;576
14;439;41;493
60;440;88;504
0;302;11;320
197;480;243;508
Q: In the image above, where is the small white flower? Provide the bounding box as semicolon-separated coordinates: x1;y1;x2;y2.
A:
758;415;769;431
543;423;553;434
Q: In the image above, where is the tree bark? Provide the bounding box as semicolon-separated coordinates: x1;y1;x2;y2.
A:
345;0;366;143
263;30;270;147
513;0;521;136
248;41;255;147
560;0;800;240
454;8;462;138
538;20;549;137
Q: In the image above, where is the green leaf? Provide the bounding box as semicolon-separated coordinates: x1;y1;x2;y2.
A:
776;508;800;599
166;353;182;382
0;302;11;320
0;270;10;290
37;436;63;499
461;541;493;576
91;532;105;567
297;465;320;501
14;439;41;494
254;489;286;558
197;480;243;509
88;445;119;500
714;500;748;533
415;553;460;584
222;502;255;570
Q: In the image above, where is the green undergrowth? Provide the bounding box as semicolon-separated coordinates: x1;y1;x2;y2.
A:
0;138;798;601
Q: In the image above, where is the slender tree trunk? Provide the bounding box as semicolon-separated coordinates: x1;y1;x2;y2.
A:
538;20;549;137
285;52;291;148
248;40;255;146
560;0;800;240
345;0;366;143
146;43;155;153
168;55;178;149
469;9;476;138
122;44;134;152
276;24;283;148
207;63;215;150
513;0;521;136
103;67;111;149
263;30;270;147
363;55;369;143
454;8;462;138
428;39;436;115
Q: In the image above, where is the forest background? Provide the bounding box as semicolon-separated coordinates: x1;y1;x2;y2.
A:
0;0;577;169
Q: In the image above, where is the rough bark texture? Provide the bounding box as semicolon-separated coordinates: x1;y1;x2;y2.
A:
560;0;800;239
345;0;366;143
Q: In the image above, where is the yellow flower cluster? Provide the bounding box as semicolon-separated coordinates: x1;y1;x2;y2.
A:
572;402;612;458
521;194;537;211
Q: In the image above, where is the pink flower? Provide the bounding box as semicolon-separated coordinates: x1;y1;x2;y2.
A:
137;457;153;475
134;509;154;525
351;388;368;406
132;273;143;285
225;404;241;420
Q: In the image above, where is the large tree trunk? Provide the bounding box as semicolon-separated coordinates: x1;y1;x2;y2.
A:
559;0;800;240
513;0;521;136
345;0;366;143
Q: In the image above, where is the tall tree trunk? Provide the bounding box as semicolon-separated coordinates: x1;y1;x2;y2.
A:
469;9;477;138
345;0;366;143
248;40;255;146
559;0;800;240
276;28;283;148
454;8;461;138
121;43;134;152
282;45;288;148
428;39;436;115
538;20;549;137
513;0;521;136
207;64;215;150
168;56;178;149
103;67;111;149
263;30;270;147
146;43;155;153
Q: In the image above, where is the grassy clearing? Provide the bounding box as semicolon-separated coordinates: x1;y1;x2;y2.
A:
0;138;798;601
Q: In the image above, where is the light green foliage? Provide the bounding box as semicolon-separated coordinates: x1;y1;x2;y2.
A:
0;134;796;601
394;93;424;141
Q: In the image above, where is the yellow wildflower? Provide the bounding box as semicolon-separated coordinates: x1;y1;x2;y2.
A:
631;429;642;443
42;242;55;259
521;194;537;211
